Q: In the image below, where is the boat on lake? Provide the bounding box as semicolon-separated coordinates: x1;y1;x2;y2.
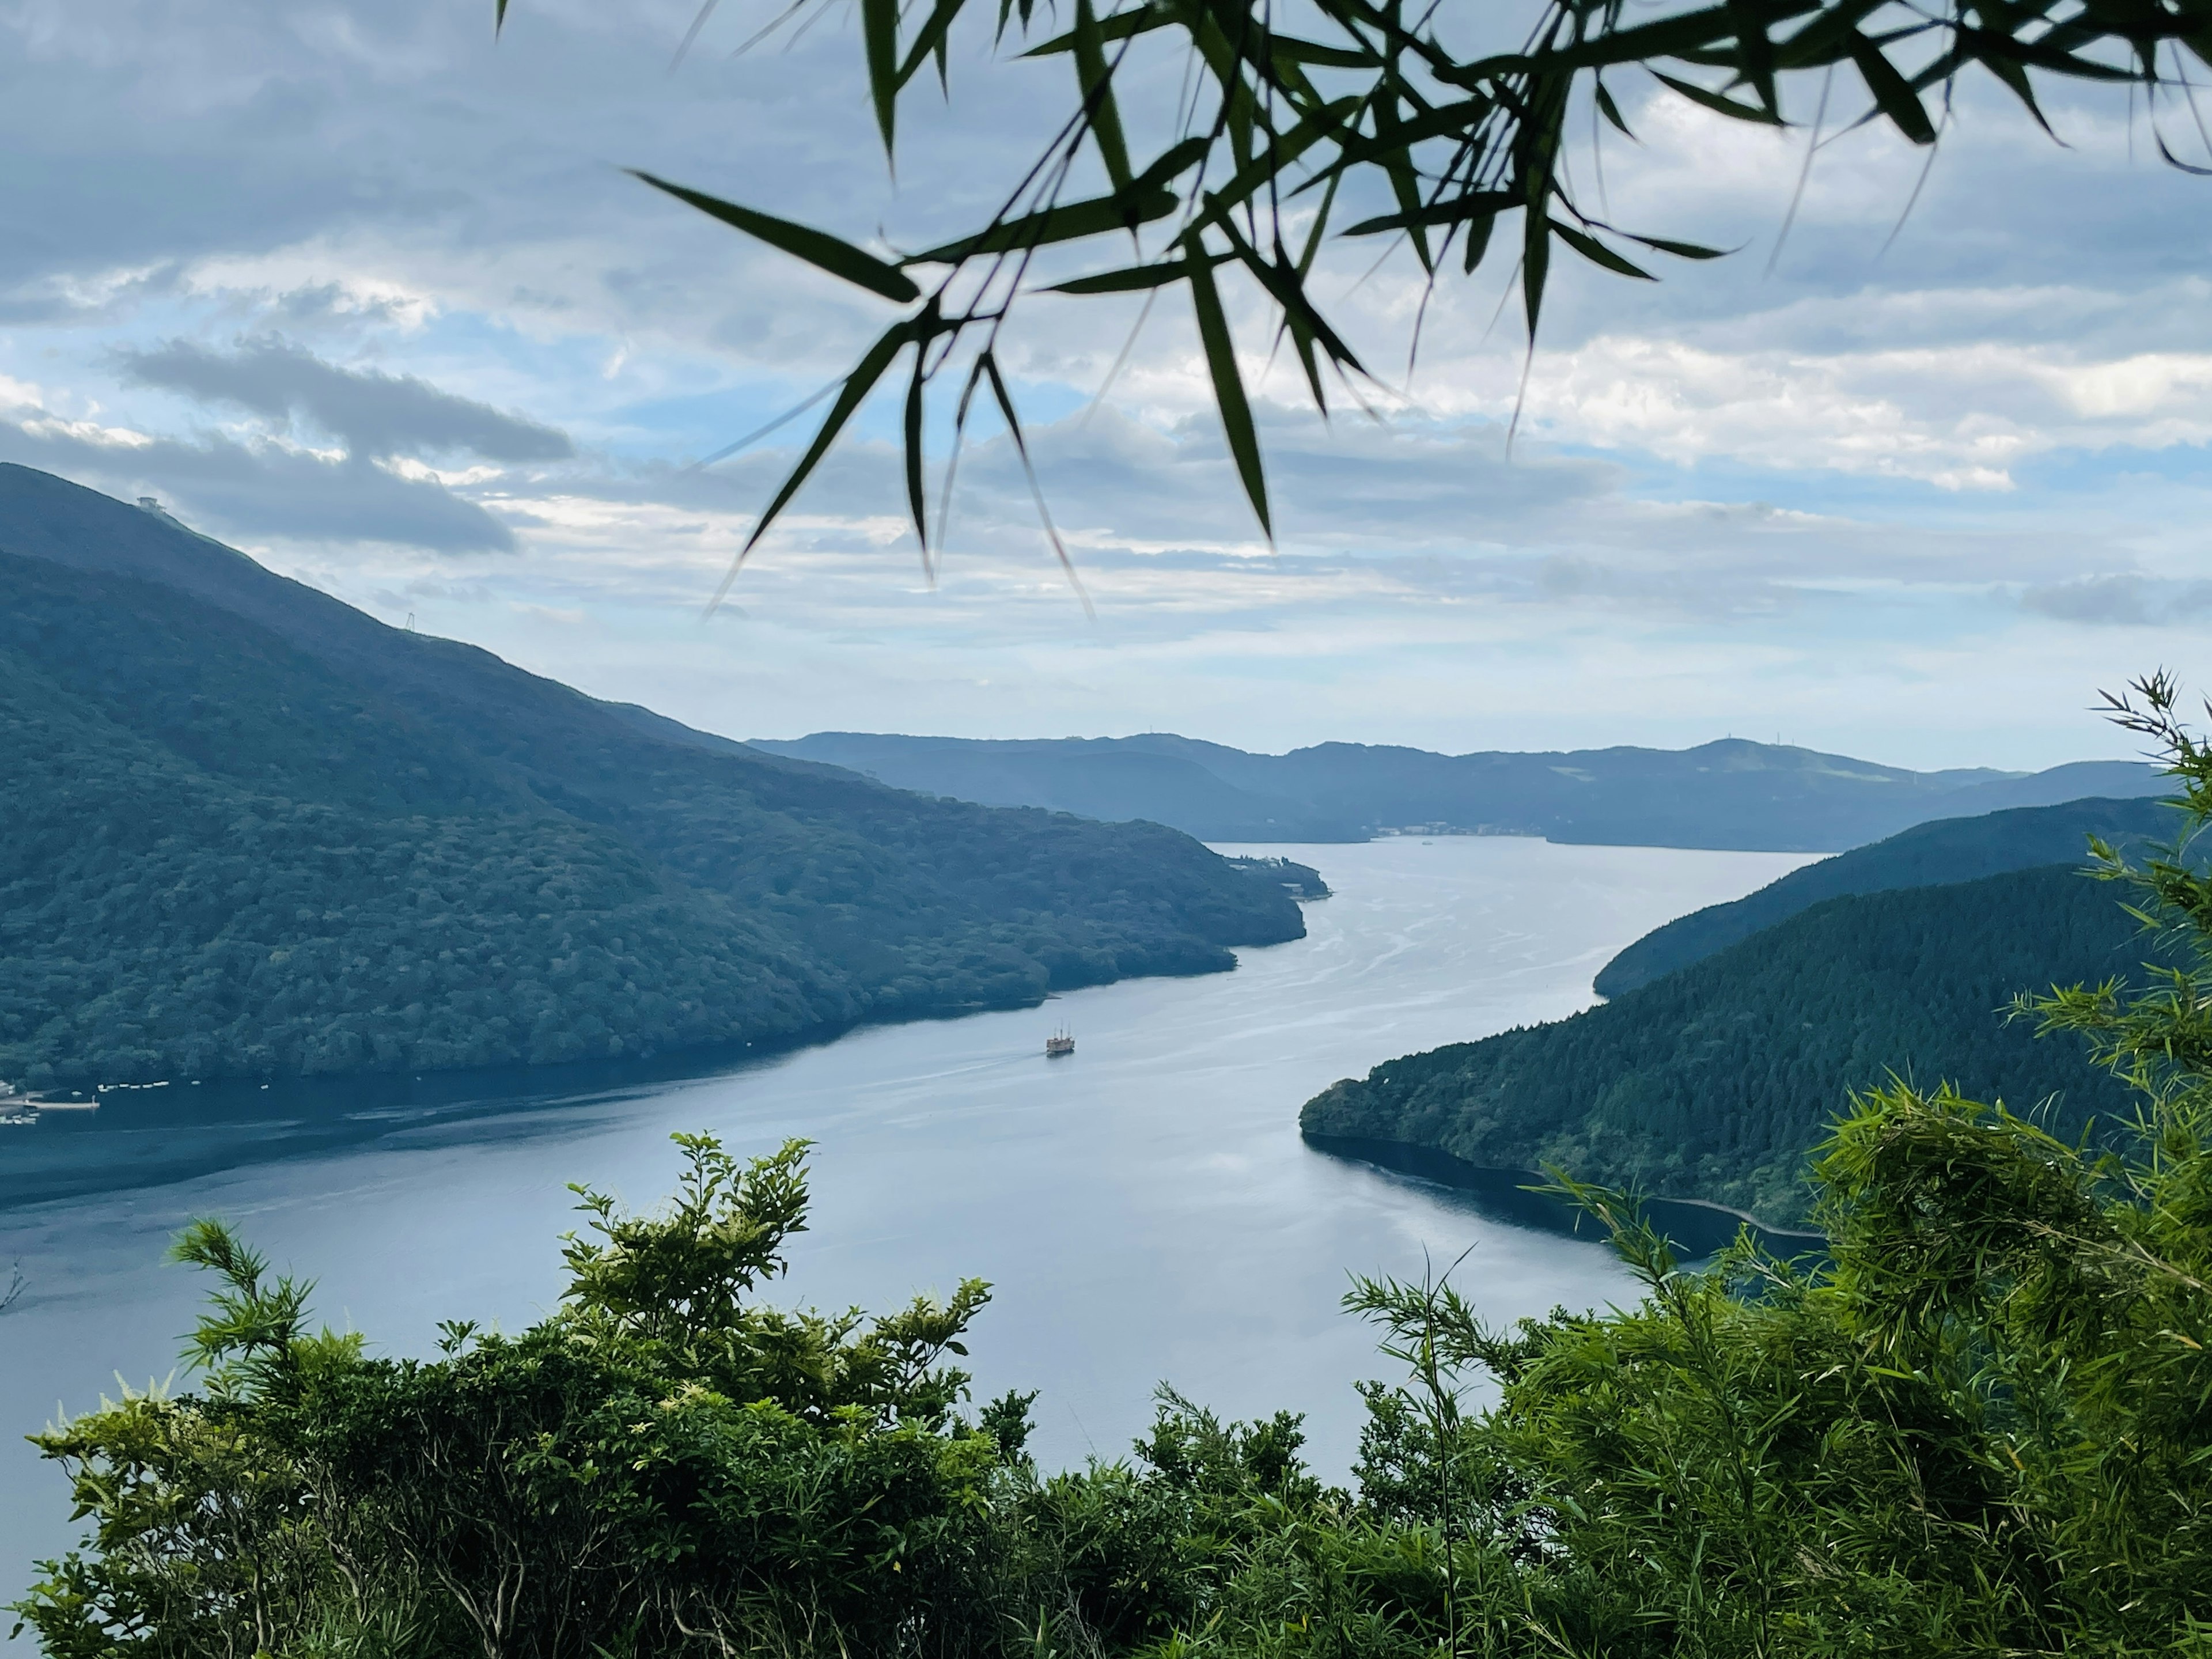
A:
1045;1029;1075;1058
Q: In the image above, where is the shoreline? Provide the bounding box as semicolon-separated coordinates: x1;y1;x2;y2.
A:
1301;1131;1825;1258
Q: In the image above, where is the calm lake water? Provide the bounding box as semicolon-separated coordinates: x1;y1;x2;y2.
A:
0;836;1810;1624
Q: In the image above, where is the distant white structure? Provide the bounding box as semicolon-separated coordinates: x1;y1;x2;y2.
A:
136;496;176;520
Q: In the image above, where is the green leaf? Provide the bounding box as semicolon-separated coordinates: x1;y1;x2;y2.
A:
1045;252;1231;295
907;186;1179;263
1310;97;1493;181
632;172;922;303
1460;205;1497;273
895;0;972;91
1952;22;2140;84
1344;190;1517;238
1554;222;1656;279
1727;0;1781;116
1771;0;1894;71
1136;135;1214;190
1186;252;1271;539
1074;0;1134;196
1022;6;1162;56
1650;70;1787;126
864;0;899;156
1449;3;1744;82
738;321;914;562
1208;215;1365;374
903;347;929;565
1374;98;1433;271
1593;78;1635;137
1265;35;1381;69
1849;36;1936;143
1523;184;1551;337
1194;99;1361;222
1963;37;2056;137
1285;310;1329;414
978;354;1090;607
1624;232;1733;259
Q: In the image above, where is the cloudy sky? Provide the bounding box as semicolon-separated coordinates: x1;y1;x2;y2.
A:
3;0;2209;769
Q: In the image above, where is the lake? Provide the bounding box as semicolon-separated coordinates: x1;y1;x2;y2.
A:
0;836;1810;1626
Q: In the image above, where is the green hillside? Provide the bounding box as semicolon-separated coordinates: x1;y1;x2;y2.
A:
1302;864;2160;1225
0;468;1303;1088
1594;793;2179;996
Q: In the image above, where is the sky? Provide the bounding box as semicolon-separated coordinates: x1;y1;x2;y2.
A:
3;0;2210;770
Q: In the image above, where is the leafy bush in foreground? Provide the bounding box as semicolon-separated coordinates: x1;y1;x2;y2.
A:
19;680;2212;1654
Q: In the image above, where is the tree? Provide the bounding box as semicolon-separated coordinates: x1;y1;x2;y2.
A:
29;680;2212;1653
502;0;2211;572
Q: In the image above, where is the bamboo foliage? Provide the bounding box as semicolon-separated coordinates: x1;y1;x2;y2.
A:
507;0;2209;570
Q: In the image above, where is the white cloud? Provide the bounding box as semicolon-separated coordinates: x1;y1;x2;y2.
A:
0;0;2209;768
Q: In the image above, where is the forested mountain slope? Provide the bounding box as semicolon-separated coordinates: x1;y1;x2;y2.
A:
1302;865;2160;1225
0;467;1302;1088
1595;794;2179;995
757;730;2161;851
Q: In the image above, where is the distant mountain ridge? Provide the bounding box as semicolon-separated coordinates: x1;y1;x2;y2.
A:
755;732;2162;853
1594;794;2181;996
0;465;1302;1087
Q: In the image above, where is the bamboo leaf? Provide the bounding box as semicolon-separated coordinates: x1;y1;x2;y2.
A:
740;321;914;560
1849;36;1937;143
1287;312;1329;414
1374;98;1434;271
895;0;971;91
1196;99;1361;219
1624;232;1734;259
1138;136;1215;189
1953;22;2141;84
1593;78;1635;137
1728;0;1781;116
1194;0;1326;103
1448;3;1762;82
1344;190;1517;237
1045;252;1231;295
1074;0;1134;195
632;172;922;302
1772;0;1897;71
1650;70;1787;125
1208;215;1365;372
1967;40;2056;138
863;0;899;156
1523;185;1551;338
903;344;929;567
1022;6;1164;56
1460;204;1496;273
1307;97;1493;181
1554;221;1656;279
907;185;1179;263
978;353;1092;610
1186;253;1271;539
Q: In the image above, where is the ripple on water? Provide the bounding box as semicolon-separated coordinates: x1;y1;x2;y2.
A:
0;837;1814;1623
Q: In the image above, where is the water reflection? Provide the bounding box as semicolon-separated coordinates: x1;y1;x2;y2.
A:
0;836;1811;1623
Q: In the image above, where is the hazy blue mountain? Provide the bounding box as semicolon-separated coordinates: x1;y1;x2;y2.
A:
0;465;1303;1088
748;733;1362;841
1594;793;2180;997
1303;864;2163;1225
755;732;2164;853
1930;760;2172;816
